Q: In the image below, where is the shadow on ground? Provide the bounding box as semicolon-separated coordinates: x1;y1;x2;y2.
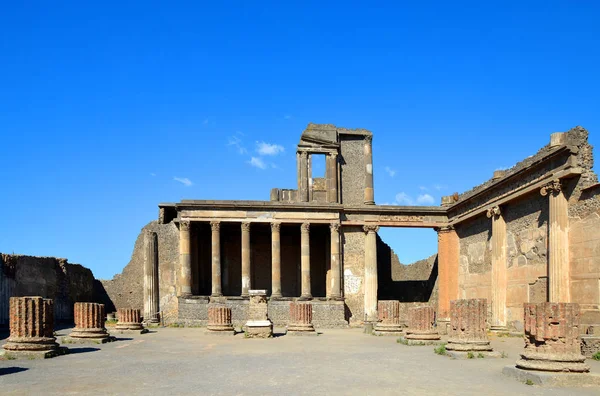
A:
0;367;28;376
67;347;101;355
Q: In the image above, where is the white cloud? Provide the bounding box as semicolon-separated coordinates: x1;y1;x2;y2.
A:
150;173;156;177
174;177;193;187
249;157;267;169
394;192;414;206
227;135;247;154
384;166;396;177
256;141;285;156
419;186;428;191
416;194;435;205
433;184;446;191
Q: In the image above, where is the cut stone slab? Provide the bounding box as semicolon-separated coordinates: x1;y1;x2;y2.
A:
373;330;403;337
502;366;600;387
397;336;443;346
0;346;68;360
205;329;236;336
110;328;149;335
244;320;273;338
446;350;503;359
62;336;116;344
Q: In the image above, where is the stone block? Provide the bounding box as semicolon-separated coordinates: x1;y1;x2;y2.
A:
447;299;492;352
581;336;600;358
405;305;440;341
287;302;316;335
244;290;272;338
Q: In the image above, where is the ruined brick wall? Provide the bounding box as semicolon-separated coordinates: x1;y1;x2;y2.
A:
0;254;99;326
101;220;179;322
339;136;365;205
341;226;366;325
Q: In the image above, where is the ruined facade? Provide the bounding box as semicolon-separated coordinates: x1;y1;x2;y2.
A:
103;124;600;333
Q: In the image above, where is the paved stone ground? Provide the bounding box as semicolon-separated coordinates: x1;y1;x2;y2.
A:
1;327;599;395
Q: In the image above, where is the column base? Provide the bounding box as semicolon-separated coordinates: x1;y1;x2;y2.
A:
490;325;509;333
326;295;343;301
211;293;223;298
298;295;313;301
270;294;283;300
502;366;600;387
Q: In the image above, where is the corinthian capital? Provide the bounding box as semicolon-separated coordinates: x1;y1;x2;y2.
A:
540;179;562;196
330;222;340;232
210;221;221;232
486;206;501;219
179;220;190;232
241;222;251;232
270;222;281;232
363;224;379;233
301;222;310;233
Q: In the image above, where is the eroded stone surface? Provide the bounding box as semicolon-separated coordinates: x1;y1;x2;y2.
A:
207;305;235;334
116;308;145;332
245;290;272;338
447;299;492;352
287;302;315;334
374;300;403;335
405;306;440;340
68;302;111;342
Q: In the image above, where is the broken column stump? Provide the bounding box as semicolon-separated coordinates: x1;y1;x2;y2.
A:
244;290;273;338
374;300;403;336
64;302;114;344
287;302;316;336
206;305;235;335
1;297;67;359
446;299;496;358
114;308;148;334
400;305;440;345
502;303;600;386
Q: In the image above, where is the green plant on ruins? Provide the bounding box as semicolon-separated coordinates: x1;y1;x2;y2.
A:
396;337;408;345
592;351;600;361
434;344;446;355
467;352;474;359
477;353;485;358
525;379;534;386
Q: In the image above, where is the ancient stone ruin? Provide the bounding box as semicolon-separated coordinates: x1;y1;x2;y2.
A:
64;302;113;344
446;299;493;355
403;305;440;344
374;300;403;336
244;290;273;338
287;302;316;335
207;305;235;335
114;308;147;334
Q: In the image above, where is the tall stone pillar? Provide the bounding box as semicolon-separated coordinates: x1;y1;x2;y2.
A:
437;226;459;333
299;152;309;202
541;180;570;302
328;223;342;300
241;222;251;297
363;135;375;205
300;222;312;299
211;221;222;297
271;222;282;299
363;225;379;322
327;152;338;203
487;206;507;331
144;230;160;323
178;221;192;297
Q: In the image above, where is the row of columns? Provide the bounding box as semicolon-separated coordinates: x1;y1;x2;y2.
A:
178;221;343;300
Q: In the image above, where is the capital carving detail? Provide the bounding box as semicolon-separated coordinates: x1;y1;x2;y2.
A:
540;179;562;196
179;220;190;232
300;151;308;159
330;223;340;233
241;222;251;232
301;222;310;233
363;224;379;233
436;225;455;233
210;221;221;232
271;222;281;232
486;206;501;219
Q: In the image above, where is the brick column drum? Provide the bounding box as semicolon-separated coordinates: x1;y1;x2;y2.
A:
287;302;316;335
516;303;588;372
405;306;440;341
244;290;273;338
446;299;492;352
68;302;112;343
207;305;235;335
115;308;147;334
374;300;403;336
2;297;62;358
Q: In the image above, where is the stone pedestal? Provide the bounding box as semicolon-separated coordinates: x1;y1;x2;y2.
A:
64;302;113;344
244;290;273;338
2;297;66;359
114;308;148;334
207;305;235;335
374;300;403;336
287;302;316;335
403;306;440;344
446;299;493;355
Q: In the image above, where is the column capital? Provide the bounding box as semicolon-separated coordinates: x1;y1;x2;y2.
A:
270;222;281;232
436;225;455;233
241;222;251;232
301;222;310;233
299;151;309;159
330;222;340;232
363;224;379;233
540;179;562;196
179;220;191;232
210;221;221;232
486;206;502;219
364;135;373;144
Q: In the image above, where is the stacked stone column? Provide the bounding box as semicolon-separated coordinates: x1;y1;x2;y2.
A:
178;221;192;296
363;225;379;323
207;305;235;335
328;222;342;300
2;297;62;358
67;302;112;343
515;303;588;372
374;300;403;336
446;299;492;352
300;223;312;299
211;221;222;297
405;306;440;343
487;206;507;331
144;230;160;323
241;222;251;297
115;308;147;334
287;302;316;335
436;226;459;334
271;222;282;299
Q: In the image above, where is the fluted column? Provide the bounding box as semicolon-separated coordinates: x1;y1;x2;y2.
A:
363;225;379;322
363;135;375;205
211;221;222;297
327;152;338;203
299;152;309;202
328;222;342;299
241;222;251;297
300;222;312;299
3;297;58;353
487;206;507;330
541;180;570;302
437;226;459;324
179;221;192;296
144;230;160;322
271;222;282;298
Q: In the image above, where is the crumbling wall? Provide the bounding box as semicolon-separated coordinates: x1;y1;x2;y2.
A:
339;136;365;205
341;226;365;325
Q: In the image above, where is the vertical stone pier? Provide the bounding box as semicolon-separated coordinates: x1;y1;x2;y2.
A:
446;299;493;353
241;222;251;297
300;223;312;299
271;222;282;299
374;300;403;336
179;221;192;296
436;226;459;335
2;297;64;359
328;222;341;300
144;230;160;323
363;225;379;323
487;206;507;331
115;308;148;334
363;135;375;205
211;221;222;297
403;306;440;344
207;305;235;335
244;290;273;338
66;302;113;343
287;302;316;335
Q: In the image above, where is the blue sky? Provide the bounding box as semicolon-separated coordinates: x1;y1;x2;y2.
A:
1;1;599;279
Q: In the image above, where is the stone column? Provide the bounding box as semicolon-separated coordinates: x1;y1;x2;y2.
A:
328;223;342;300
300;222;312;299
447;299;492;352
363;135;375;205
487;206;507;331
179;221;192;296
363;225;379;322
405;306;440;341
271;222;282;298
327;152;338;203
207;305;235;335
3;297;60;357
436;226;459;333
211;221;222;297
515;302;588;372
68;302;111;342
144;230;160;323
541;180;570;302
299;152;309;202
374;300;403;335
241;222;251;297
288;302;316;334
115;308;147;333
